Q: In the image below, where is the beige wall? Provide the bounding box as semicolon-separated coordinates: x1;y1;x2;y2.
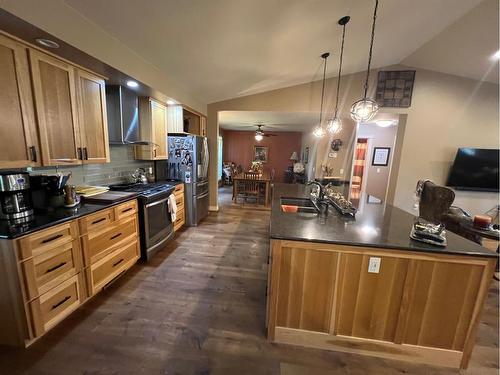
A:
1;0;206;114
208;66;499;214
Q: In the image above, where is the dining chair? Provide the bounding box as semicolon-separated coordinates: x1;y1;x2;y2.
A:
243;171;262;204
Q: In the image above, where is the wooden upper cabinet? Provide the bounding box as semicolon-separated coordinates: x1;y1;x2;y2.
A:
29;50;81;166
135;98;168;160
200;116;207;137
0;34;40;168
75;69;110;164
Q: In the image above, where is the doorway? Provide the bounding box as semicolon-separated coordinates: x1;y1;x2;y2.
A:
348;115;399;205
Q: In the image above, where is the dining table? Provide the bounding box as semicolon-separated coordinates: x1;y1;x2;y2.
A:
232;171;272;207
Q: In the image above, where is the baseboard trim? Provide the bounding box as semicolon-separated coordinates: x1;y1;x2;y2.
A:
209;205;219;212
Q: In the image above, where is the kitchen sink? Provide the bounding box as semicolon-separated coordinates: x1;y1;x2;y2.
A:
280;197;319;214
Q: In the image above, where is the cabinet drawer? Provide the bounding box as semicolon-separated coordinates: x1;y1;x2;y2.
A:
114;200;138;221
174;209;185;232
82;216;138;265
174;183;184;193
21;240;83;301
17;221;78;260
87;240;139;296
78;207;114;235
29;274;84;337
174;193;184;209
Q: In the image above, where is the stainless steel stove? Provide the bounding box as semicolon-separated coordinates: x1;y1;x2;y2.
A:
109;182;175;261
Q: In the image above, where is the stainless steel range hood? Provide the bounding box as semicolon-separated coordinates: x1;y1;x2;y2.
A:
106;85;149;145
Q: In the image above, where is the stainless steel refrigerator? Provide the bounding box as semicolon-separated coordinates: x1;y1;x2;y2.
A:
158;134;209;226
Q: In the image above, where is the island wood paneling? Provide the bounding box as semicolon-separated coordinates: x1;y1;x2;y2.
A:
335;253;408;341
399;260;483;350
267;239;497;369
275;245;338;333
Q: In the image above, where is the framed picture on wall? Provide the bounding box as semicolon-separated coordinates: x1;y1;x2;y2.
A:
372;147;391;166
254;146;269;163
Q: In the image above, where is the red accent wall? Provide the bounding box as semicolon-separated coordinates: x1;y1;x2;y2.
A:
221;130;302;182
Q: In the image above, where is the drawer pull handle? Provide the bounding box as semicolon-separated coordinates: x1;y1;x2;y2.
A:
42;234;63;244
112;258;124;267
110;232;122;240
121;207;133;213
52;296;71;310
45;262;67;274
92;217;106;225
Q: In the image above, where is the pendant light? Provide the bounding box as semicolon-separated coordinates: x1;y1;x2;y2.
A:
313;52;330;138
327;16;350;134
350;0;380;123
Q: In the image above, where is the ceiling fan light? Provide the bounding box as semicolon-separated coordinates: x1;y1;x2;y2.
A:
350;98;379;123
327;117;342;134
313;126;326;138
255;133;264;141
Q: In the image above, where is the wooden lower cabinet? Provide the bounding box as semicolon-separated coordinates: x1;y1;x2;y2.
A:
29;273;85;337
0;199;139;347
267;240;496;369
173;184;185;232
86;240;139;296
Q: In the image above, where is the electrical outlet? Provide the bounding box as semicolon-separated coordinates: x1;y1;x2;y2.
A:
368;257;381;273
340;168;344;175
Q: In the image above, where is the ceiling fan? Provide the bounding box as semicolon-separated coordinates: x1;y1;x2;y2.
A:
255;124;277;141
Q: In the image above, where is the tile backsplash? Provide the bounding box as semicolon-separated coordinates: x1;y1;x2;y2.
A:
28;146;153;186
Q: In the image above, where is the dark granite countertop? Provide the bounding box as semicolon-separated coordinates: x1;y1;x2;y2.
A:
0;195;138;240
270;184;497;259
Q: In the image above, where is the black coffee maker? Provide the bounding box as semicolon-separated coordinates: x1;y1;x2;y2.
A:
0;171;33;220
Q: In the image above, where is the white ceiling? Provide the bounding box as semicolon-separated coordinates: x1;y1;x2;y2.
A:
60;0;496;105
402;0;499;83
219;111;325;132
219;111;399;132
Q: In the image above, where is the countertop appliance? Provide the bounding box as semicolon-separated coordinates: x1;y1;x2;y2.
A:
0;171;33;221
160;134;209;226
108;182;175;261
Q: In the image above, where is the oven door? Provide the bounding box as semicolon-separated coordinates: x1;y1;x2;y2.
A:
143;196;173;256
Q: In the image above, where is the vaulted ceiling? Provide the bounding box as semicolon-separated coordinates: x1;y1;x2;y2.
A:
2;0;498;106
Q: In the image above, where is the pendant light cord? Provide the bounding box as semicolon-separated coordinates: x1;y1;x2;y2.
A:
363;0;379;99
319;54;328;127
334;23;347;117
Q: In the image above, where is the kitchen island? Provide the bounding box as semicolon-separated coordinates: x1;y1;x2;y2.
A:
267;184;497;369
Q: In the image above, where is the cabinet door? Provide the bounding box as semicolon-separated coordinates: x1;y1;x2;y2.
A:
400;260;484;350
75;69;109;164
167;105;183;133
200;116;207;137
29;50;81;165
335;253;408;342
0;34;39;168
275;246;338;333
151;99;167;159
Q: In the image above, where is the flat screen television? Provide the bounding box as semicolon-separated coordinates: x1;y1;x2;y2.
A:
446;148;499;192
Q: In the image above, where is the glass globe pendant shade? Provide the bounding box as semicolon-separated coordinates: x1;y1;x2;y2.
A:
255;133;263;141
350;98;379;122
313;125;326;138
327;117;342;134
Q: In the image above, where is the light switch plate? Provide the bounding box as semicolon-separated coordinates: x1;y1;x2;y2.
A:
368;257;381;273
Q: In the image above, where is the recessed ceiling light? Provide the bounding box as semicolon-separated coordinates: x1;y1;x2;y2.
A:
166;100;176;105
375;119;395;127
492;50;500;60
126;80;139;88
35;38;60;49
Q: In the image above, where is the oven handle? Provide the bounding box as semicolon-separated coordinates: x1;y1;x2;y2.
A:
145;196;170;208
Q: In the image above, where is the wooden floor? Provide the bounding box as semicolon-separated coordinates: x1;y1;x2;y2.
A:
0;186;498;374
